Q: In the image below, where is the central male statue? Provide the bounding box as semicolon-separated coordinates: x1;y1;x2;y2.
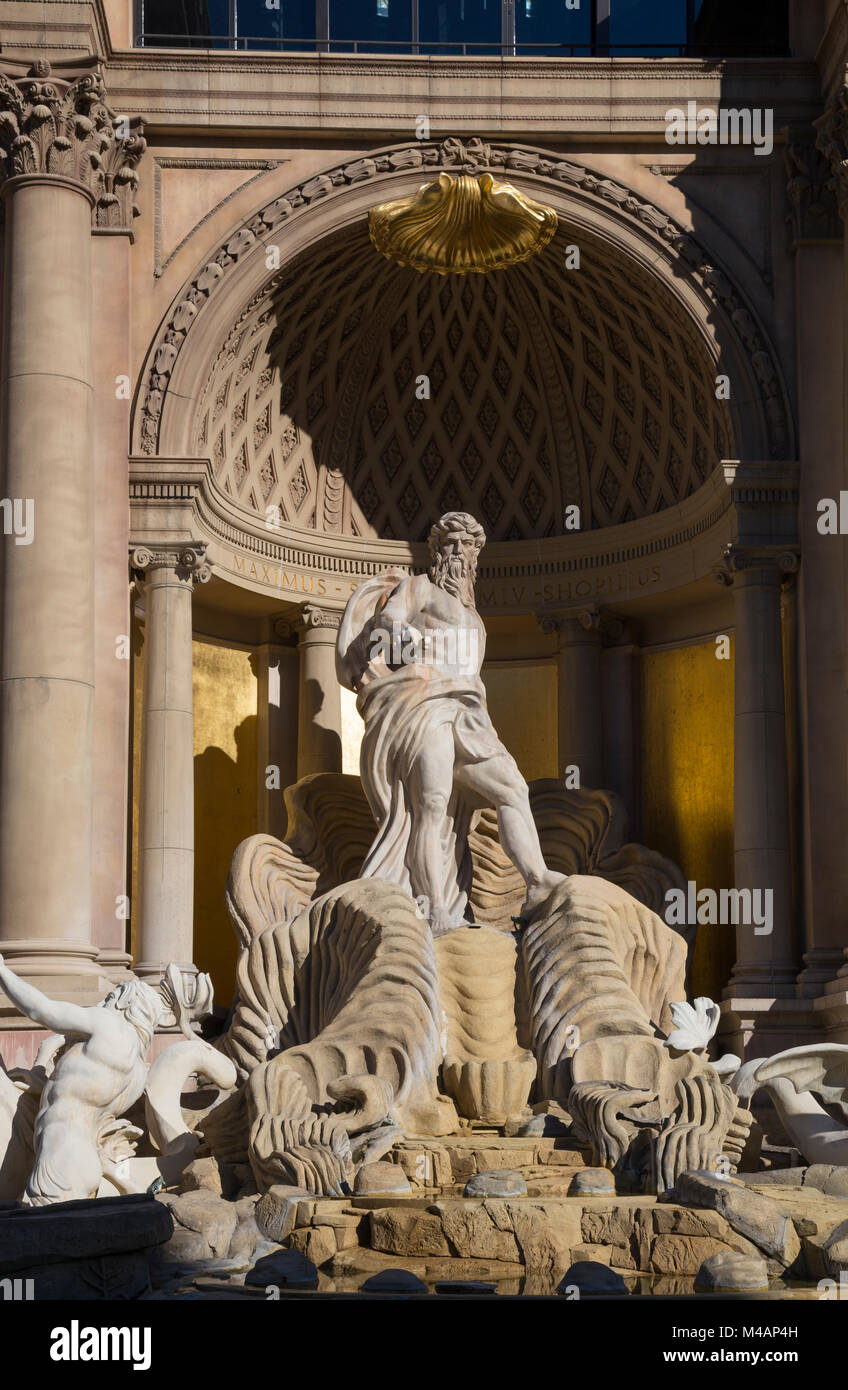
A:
337;511;564;933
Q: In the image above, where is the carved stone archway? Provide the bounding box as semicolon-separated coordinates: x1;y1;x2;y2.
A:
133;137;794;490
187;217;736;543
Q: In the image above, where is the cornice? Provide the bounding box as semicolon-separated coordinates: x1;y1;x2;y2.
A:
128;456;747;590
104;53;817;81
721;460;800;503
100;51;821;138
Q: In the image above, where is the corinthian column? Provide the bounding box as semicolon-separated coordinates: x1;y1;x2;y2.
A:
131;544;209;982
0;60;144;999
813;97;848;992
539;608;606;790
297;605;343;779
719;545;799;999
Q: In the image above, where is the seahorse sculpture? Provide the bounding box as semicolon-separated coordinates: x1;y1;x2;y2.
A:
201;772;739;1197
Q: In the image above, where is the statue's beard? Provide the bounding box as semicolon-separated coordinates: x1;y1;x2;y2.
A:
430;553;477;608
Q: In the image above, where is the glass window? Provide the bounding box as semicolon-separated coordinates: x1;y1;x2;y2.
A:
139;0;230;46
419;0;501;55
608;0;687;55
330;0;414;52
693;0;788;56
516;0;591;56
235;0;316;48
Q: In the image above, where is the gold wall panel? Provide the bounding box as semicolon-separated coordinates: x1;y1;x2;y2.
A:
342;661;558;785
640;640;735;1000
192;638;258;1006
482;660;558;783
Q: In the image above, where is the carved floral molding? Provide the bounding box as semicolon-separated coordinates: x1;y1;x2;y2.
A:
815;82;848;217
784;130;840;242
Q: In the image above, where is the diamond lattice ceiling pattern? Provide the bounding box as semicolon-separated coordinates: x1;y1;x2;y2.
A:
195;221;734;541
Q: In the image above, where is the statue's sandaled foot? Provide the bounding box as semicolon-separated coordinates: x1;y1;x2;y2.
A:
520;871;567;922
429;904;467;938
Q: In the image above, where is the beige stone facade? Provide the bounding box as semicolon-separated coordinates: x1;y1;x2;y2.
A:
0;0;847;1063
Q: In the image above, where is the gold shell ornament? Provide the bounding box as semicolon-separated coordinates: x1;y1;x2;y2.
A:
368;171;558;275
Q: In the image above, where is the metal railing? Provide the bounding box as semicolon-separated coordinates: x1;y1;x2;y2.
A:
133;33;787;57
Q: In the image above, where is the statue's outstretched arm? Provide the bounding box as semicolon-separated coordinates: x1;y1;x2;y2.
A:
0;955;95;1038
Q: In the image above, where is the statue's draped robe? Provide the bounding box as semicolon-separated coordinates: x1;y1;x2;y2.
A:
358;667;504;925
336;570;508;927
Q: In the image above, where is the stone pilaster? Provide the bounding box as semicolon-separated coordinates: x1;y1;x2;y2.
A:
0;59;143;1003
813;92;848;989
257;624;299;838
538;606;622;792
296;604;343;779
602;621;639;828
716;543;800;1000
130;544;209;983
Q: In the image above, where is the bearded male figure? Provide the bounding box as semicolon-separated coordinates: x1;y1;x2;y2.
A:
337;511;564;934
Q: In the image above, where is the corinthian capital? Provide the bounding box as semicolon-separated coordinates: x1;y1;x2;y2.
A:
0;58;145;229
784;128;840;242
815;84;848;219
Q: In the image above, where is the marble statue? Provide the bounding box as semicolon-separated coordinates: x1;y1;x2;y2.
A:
733;1044;848;1166
194;513;751;1197
336;511;565;934
0;511;794;1207
0;957;231;1204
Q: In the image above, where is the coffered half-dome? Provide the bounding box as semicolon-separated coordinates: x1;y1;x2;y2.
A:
194;217;734;542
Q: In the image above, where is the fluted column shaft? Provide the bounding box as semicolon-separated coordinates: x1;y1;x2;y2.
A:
0;173;99;992
132;545;208;980
0;59;144;1000
552;610;605;791
297;605;342;779
726;551;798;998
257;632;299;837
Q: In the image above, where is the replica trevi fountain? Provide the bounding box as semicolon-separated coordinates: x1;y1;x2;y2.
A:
2;511;848;1299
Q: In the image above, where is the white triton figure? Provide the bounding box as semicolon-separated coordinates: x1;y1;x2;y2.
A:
0;954;164;1204
336;510;565;934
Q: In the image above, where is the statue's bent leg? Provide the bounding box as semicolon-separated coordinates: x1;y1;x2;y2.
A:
458;753;564;912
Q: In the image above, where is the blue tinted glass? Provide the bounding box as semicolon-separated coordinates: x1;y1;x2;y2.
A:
516;0;591;55
235;0;315;47
419;0;501;55
608;0;686;54
141;0;230;44
330;0;413;51
691;0;788;55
